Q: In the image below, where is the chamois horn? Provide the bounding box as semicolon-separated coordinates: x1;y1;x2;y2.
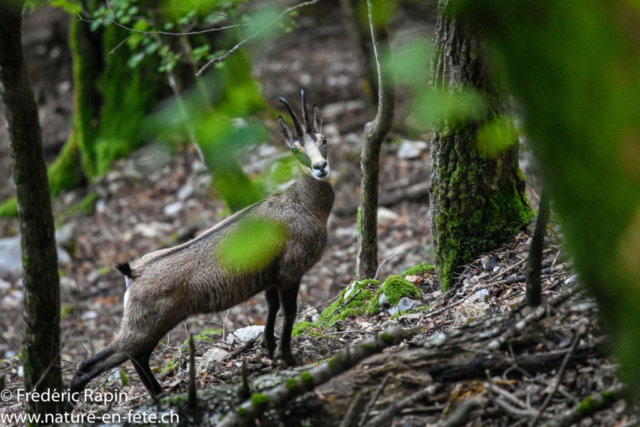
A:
301;89;312;134
279;97;303;137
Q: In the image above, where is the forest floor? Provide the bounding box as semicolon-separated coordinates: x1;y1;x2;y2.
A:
0;2;634;427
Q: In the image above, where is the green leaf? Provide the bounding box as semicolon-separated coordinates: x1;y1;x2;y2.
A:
217;219;288;274
119;369;129;387
49;0;81;13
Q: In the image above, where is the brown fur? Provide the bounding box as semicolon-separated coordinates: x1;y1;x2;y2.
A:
70;92;333;397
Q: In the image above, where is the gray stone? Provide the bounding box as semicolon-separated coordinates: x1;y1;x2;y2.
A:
0;279;11;292
232;325;265;343
0;235;70;279
177;184;194;200
55;223;76;249
378;293;390;308
397;140;428;159
388;297;417;316
198;347;230;375
377;207;399;223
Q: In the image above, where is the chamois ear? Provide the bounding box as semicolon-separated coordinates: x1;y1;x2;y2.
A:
277;116;295;147
312;105;322;134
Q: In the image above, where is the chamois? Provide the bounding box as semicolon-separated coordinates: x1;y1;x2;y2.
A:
70;90;334;397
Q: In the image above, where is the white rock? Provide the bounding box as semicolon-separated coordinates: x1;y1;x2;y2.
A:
82;311;98;320
397;140;428;159
388;297;417;316
59;276;77;292
232;325;265;343
377;207;399;223
177;184;194;200
198;348;230;375
164;201;183;216
475;289;490;301
0;279;11;292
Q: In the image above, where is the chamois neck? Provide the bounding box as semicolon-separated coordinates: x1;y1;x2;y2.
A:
293;171;334;221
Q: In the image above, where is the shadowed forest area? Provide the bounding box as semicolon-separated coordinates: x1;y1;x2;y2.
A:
1;0;640;426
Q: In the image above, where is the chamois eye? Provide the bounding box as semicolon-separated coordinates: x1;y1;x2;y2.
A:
321;136;327;145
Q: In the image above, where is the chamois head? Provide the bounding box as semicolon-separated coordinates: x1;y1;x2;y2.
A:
277;90;329;181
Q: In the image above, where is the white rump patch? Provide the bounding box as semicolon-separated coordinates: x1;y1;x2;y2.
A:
123;276;131;308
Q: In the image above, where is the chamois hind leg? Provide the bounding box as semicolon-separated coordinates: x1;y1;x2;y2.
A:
131;348;163;397
260;287;280;357
70;342;129;398
275;281;301;366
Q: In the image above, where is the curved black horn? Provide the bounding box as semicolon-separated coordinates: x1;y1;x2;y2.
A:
279;97;303;137
301;89;312;133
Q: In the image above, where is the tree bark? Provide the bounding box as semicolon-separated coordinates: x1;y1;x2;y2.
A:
430;0;533;289
356;0;395;279
0;0;65;418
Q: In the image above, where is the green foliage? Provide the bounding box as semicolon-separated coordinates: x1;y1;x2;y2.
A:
400;263;435;277
285;378;299;390
58;193;96;220
299;371;313;385
218;219;287;274
476;116;518;159
118;369;129;387
0;197;18;219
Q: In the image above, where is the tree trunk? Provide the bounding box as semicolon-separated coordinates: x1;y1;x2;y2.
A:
356;0;395;279
0;0;65;418
429;0;533;289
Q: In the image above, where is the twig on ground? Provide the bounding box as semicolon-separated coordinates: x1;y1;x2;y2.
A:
359;372;391;426
530;319;587;427
218;327;420;427
539;383;626;427
340;390;368;427
188;334;197;409
439;394;486;427
363;384;437;427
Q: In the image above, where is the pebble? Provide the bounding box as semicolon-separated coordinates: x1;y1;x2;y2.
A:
397;140;428;159
388;297;417;316
377;207;399;223
164;201;183;216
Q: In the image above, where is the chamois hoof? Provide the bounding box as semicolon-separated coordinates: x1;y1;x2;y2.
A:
274;347;297;366
259;335;276;358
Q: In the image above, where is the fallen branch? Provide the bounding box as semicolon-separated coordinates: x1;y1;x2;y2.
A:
539;383;626;427
363;384;436;427
218;327;420;427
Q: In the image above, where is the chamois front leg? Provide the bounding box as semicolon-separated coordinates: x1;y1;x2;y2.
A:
260;287;280;357
275;281;301;366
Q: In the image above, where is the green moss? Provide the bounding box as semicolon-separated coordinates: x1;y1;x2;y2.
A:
299;372;314;386
0;197;18;218
250;393;269;408
292;321;314;337
435;180;534;290
162;394;188;403
316;281;377;327
576;396;595;414
401;263;435;277
357;206;362;235
236;407;247;417
285;378;299;390
380;333;393;343
380;275;421;306
48;134;82;196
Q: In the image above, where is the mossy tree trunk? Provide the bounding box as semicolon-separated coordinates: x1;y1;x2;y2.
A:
0;0;65;418
429;0;533;289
